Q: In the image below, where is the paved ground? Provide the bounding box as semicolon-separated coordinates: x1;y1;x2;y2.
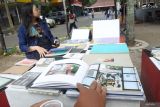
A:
0;12;160;75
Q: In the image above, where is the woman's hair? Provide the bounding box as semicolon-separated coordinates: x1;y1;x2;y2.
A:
21;3;40;36
21;3;33;29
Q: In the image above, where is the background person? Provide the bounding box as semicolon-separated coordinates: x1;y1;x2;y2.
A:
68;10;78;34
18;3;60;60
91;9;94;19
105;7;115;20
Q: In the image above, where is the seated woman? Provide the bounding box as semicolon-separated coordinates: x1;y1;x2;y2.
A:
18;3;60;60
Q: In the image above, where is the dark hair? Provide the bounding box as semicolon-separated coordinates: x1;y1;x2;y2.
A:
21;3;33;30
21;3;40;36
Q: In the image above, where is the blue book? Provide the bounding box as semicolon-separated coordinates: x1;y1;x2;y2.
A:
49;47;71;53
90;44;129;54
46;47;72;57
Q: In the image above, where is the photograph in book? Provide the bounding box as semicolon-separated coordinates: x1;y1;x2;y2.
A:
31;59;89;88
66;65;145;100
82;64;142;92
96;65;122;91
46;63;80;76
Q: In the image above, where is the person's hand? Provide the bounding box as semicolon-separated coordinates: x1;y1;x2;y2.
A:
29;46;48;58
74;81;106;107
36;46;48;58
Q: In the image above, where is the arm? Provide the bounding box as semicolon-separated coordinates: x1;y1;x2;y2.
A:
74;14;78;22
18;25;29;53
42;21;60;48
18;25;48;58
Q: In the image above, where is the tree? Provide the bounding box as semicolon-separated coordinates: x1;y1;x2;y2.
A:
126;0;135;46
82;0;96;6
3;0;14;32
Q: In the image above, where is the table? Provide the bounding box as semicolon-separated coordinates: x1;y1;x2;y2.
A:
0;88;10;107
141;49;160;102
5;87;140;107
4;43;142;107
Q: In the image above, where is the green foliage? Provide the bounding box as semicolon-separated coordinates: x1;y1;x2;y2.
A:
83;0;97;6
4;47;23;56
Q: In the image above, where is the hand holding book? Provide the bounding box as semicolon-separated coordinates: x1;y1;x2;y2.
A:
30;81;106;107
74;81;106;107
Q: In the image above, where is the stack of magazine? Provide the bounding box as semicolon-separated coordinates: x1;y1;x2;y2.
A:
151;47;160;61
30;59;145;101
150;48;160;70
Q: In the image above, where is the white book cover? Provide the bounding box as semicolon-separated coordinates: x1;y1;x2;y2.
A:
32;59;88;88
71;29;90;40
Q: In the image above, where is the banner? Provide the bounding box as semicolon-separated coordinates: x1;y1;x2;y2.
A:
16;0;32;2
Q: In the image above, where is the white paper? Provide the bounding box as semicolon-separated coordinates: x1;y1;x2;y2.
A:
123;74;137;81
123;82;139;90
93;19;120;43
150;57;160;70
71;29;90;40
123;67;135;73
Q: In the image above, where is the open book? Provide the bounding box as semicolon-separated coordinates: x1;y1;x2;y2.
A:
31;59;143;96
31;59;88;88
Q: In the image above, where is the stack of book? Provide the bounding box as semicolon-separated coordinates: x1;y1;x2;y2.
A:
2;58;37;75
30;59;145;101
150;48;160;70
0;76;14;89
9;72;41;89
45;47;72;57
151;47;160;61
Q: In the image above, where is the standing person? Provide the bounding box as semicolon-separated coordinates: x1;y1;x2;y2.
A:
105;7;115;20
91;9;94;19
104;8;109;19
18;3;60;60
68;10;78;34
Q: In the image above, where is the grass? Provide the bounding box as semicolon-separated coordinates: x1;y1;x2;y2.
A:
3;46;24;56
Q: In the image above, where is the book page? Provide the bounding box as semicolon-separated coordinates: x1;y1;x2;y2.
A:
32;59;89;88
0;77;13;89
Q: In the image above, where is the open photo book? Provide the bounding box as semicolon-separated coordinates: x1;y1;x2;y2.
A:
31;59;143;96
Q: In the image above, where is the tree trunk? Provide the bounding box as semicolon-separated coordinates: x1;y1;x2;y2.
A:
4;0;14;32
0;26;6;55
126;0;135;46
